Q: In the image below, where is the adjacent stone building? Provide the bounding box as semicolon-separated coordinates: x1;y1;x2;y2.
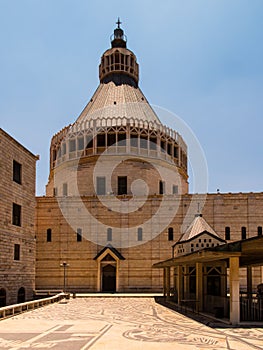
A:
35;23;263;294
0;128;38;306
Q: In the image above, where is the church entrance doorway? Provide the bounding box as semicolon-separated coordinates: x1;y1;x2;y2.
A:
95;246;125;292
102;264;116;292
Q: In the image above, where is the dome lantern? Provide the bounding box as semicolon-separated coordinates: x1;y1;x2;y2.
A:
111;18;127;48
99;19;139;86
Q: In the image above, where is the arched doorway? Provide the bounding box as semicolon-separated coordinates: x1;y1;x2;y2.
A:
0;288;6;307
17;287;25;303
102;264;116;292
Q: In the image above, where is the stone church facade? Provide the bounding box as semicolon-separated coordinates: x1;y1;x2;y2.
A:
35;23;263;293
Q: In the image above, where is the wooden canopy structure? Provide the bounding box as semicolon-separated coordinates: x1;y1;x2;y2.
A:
153;236;263;325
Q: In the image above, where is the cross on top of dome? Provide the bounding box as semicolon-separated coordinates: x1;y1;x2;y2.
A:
111;18;127;48
116;17;122;28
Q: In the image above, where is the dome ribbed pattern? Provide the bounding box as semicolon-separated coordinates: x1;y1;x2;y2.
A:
75;81;161;126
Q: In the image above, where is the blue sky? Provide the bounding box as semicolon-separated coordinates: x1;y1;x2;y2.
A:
0;0;262;195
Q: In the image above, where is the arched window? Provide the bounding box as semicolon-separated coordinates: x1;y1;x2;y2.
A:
17;287;25;303
0;288;6;307
225;227;230;240
258;226;262;236
241;226;247;240
168;227;174;241
137;228;143;241
107;228;112;241
47;229;52;242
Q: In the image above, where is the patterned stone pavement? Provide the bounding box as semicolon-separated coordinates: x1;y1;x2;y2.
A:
0;297;263;349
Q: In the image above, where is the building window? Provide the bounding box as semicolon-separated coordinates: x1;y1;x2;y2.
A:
12;203;21;226
53;187;58;196
13;160;22;184
77;228;82;242
69;139;76;152
161;140;166;152
107;133;116;147
258;226;262;236
172;185;178;194
107;228;112;241
118;176;127;195
149;136;157;150
130;134;138;147
97;133;106;147
241;226;246;240
225;227;230;240
140;135;148;149
86;137;93;149
96;177;106;195
47;229;52;242
77;137;84;150
14;244;20;260
159;181;165;195
62;143;66;155
63;183;68;196
52;150;57;162
174;146;178;158
137;227;143;241
168;227;174;241
167;143;172;155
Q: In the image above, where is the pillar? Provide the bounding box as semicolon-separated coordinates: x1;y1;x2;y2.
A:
163;268;167;297
177;265;183;305
196;262;203;312
184;266;189;298
229;256;240;325
165;267;171;300
173;267;177;301
246;265;252;320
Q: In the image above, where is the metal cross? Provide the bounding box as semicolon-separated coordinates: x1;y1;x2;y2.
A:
116;17;122;28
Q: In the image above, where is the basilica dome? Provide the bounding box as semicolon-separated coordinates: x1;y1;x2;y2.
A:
46;21;188;198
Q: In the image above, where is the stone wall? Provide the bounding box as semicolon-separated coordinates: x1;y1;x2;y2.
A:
35;192;263;292
0;129;37;305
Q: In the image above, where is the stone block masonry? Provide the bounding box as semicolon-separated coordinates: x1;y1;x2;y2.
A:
0;129;38;305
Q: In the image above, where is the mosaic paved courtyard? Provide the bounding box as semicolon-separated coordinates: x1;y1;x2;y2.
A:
0;297;263;349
